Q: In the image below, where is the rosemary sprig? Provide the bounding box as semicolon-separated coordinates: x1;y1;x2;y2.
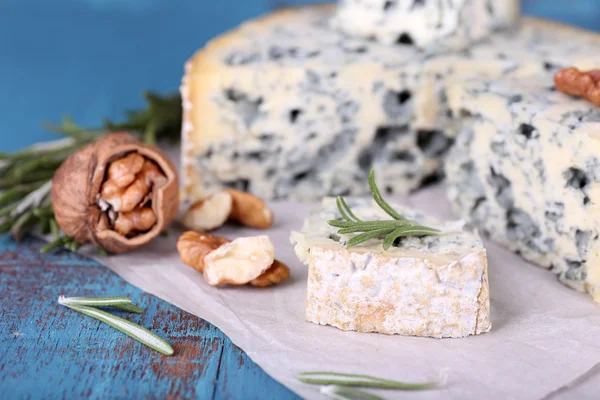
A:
328;168;440;249
1;91;182;252
58;296;172;355
298;371;443;390
58;296;144;313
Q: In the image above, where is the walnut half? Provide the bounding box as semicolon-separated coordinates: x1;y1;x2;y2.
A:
555;67;600;107
52;133;179;254
176;231;290;288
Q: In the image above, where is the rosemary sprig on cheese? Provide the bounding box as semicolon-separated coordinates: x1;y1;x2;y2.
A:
328;168;440;249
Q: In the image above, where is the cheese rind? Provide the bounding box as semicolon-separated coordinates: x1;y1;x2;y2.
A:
181;5;600;204
446;77;600;302
290;198;491;338
331;0;520;51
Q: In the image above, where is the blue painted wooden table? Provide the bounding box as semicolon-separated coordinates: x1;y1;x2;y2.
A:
0;0;599;399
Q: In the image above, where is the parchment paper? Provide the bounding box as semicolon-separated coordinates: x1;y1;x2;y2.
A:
91;186;600;399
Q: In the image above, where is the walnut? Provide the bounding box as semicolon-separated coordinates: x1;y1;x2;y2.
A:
554;67;600;107
52;132;178;254
180;192;233;232
176;231;229;273
181;189;274;232
250;260;290;288
176;231;289;287
226;189;274;229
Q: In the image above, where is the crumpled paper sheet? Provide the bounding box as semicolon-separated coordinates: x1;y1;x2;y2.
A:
91;186;600;399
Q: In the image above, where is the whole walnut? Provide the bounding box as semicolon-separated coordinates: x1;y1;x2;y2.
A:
52;132;178;254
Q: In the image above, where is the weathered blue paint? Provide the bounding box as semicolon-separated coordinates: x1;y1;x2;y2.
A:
0;0;599;398
0;235;300;400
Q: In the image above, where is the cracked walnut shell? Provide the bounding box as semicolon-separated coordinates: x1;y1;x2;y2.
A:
52;132;179;254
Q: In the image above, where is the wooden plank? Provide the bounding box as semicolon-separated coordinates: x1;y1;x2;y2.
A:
0;235;297;399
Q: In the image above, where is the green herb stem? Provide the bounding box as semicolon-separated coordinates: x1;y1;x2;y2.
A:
10;210;37;241
57;296;145;313
346;229;397;247
40;237;70;253
298;372;442;390
0;218;13;234
0;170;55;189
367;168;407;221
49;219;60;240
0;202;19;218
112;303;145;314
328;168;440;249
0;184;43;207
33;206;54;219
40;217;51;235
58;301;173;355
336;196;362;223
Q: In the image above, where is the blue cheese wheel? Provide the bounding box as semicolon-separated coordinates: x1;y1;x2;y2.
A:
446;77;600;302
181;5;600;203
290;197;490;338
331;0;520;52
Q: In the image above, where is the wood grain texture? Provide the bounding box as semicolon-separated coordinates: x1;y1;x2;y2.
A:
0;235;300;400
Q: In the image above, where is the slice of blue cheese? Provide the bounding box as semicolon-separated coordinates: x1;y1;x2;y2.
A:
331;0;520;52
181;4;600;204
446;77;600;302
290;198;491;338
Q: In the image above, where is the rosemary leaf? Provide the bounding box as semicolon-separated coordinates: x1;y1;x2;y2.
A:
10;210;37;241
328;220;402;231
298;372;442;390
368;168;406;221
347;229;396;247
69;239;81;253
40;237;70;253
11;180;52;218
383;226;441;250
143;120;157;146
59;296;133;307
336;221;411;234
45;115;90;138
112;303;145;314
328;220;356;228
0;138;76;162
336;196;362;223
49;218;60;240
0;184;43;207
337;226;387;235
57;296;144;313
4;158;64;181
0;203;18;218
320;385;383;400
40;217;51;235
58;301;173;356
0;219;13;234
0;170;55;189
33;206;54;219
